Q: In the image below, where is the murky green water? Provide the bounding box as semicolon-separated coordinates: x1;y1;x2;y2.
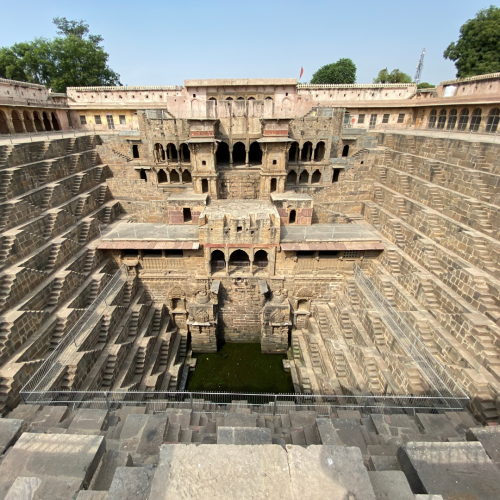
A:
186;343;294;393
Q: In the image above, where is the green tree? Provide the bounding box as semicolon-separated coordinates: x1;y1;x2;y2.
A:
374;68;412;83
444;6;500;77
417;82;435;89
310;58;356;84
0;18;121;92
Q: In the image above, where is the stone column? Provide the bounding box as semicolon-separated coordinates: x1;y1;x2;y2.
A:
225;247;229;276
245;149;249;165
206;249;212;275
229;149;233;166
180;145;184;163
167;144;172;164
297;147;302;164
250;248;254;275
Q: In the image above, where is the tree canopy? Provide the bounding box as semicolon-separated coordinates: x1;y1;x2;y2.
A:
0;18;121;92
310;58;356;85
444;6;500;77
374;68;412;84
417;82;435;89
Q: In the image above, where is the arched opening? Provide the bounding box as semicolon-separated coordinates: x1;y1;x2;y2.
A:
229;249;250;273
486;108;500;133
265;97;273;101
248;97;255;101
157;169;167;183
289;209;297;224
288;142;299;162
299;170;309;184
301;141;312;161
139;168;147;181
342;144;349;157
182;169;192;183
232;142;246;165
33;111;43;132
447;109;457;130
154;143;165;162
254;250;268;272
51;112;61;131
437;109;447;129
209;97;217;102
428;109;437;129
42;112;52;131
237;97;245;100
314;141;325;161
23;111;34;132
11;111;24;133
287;170;297;185
183;208;192;222
270;178;277;192
170;170;180;183
0;110;10;134
180;143;190;162
201;179;209;193
216;142;230;164
311;170;321;184
297;299;308;311
457;109;469;131
132;145;140;158
226;97;233;101
211;249;225;274
470;108;482;132
166;143;178;160
248;141;262;164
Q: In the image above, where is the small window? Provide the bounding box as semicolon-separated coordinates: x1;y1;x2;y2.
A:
297;251;314;257
237;226;242;232
94;115;102;125
132;145;139;158
193;94;196;97
289;209;297;224
382;114;390;124
106;114;114;130
320;251;338;257
358;114;365;124
369;114;377;128
332;169;340;183
165;249;183;257
183;208;192;223
79;115;87;125
119;115;126;125
123;249;138;257
143;249;162;257
397;113;405;123
343;250;359;259
202;160;206;165
273;159;277;165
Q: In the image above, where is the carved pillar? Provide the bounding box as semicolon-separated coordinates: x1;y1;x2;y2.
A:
225;247;229;276
245;149;249;165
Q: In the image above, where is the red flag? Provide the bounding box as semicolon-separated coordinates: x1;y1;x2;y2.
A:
299;67;304;79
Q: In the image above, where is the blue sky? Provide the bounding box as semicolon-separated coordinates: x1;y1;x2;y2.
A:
0;0;492;86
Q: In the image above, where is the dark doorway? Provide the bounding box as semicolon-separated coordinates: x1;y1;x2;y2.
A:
132;145;140;158
270;178;277;192
299;170;309;184
33;112;43;132
211;249;225;274
166;143;178;160
342;144;349;157
0;111;10;134
232;142;246;164
216;142;230;164
202;179;209;193
180;143;191;162
314;141;325;161
42;112;52;131
311;170;321;184
183;207;192;222
289;210;296;224
158;169;167;183
139;169;147;181
301;142;312;161
254;249;268;272
229;249;250;272
12;111;24;133
248;142;262;164
170;170;180;183
182;170;192;183
287;171;297;185
51;112;61;131
332;169;340;183
23;111;34;132
288;142;298;162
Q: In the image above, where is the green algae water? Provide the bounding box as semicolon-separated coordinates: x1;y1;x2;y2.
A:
187;343;294;393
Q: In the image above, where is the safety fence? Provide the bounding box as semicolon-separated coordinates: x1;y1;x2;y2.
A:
20;390;468;415
21;265;128;395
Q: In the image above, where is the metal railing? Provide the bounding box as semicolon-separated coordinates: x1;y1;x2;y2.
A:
21;265;128;396
20;390;468;414
353;265;468;405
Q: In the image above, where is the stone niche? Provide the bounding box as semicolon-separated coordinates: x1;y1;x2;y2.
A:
187;282;220;353
271;192;313;225
261;287;291;354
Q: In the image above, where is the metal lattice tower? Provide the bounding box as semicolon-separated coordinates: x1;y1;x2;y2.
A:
414;48;426;86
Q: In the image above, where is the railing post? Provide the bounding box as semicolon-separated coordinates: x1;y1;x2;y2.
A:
190;392;193;410
273;394;277;415
104;391;110;411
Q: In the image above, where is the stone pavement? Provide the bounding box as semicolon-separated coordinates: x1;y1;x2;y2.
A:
0;404;497;498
